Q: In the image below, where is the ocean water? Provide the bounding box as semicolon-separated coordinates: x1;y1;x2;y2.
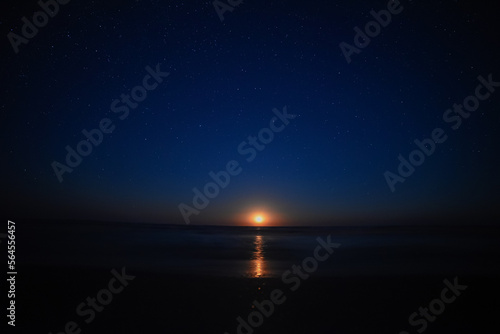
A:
13;222;500;333
18;222;500;277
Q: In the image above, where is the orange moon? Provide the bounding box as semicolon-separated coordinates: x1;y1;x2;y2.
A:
254;215;264;223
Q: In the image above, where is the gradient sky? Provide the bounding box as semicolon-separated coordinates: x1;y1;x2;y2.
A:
2;0;499;225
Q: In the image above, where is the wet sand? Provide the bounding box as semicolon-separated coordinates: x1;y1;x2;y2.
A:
17;266;499;333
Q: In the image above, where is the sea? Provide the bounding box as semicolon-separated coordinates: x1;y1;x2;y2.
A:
12;221;500;333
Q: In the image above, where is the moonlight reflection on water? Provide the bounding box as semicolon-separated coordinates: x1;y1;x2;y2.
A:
250;234;265;278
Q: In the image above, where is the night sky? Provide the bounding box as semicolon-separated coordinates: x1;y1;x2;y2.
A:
2;0;499;225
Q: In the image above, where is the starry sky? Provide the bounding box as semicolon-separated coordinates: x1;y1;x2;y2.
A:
2;0;500;225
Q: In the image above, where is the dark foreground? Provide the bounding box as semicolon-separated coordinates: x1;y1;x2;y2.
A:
17;269;500;333
7;222;500;333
